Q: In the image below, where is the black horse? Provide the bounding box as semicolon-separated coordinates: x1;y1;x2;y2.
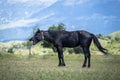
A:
29;29;108;68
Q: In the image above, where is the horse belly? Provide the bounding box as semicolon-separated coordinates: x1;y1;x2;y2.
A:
62;39;79;47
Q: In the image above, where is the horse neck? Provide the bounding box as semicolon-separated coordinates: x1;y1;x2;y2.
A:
44;31;53;43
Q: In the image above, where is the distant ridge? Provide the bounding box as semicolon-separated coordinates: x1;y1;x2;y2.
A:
1;38;27;43
109;30;120;40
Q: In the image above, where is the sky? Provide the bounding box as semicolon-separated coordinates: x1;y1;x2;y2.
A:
0;0;120;42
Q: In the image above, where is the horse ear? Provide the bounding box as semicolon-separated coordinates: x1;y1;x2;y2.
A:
39;28;43;32
36;28;40;32
33;27;40;34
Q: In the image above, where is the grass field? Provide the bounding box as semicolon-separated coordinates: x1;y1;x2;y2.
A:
0;53;120;80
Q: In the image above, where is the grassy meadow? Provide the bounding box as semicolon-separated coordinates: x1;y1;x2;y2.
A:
0;53;120;80
0;30;120;80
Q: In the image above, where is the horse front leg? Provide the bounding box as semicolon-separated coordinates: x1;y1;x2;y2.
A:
82;55;87;68
58;51;62;66
56;46;65;66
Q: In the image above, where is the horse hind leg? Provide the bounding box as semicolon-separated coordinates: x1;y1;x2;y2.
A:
87;50;91;68
82;47;91;68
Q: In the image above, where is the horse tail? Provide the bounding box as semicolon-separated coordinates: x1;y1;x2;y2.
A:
91;34;108;54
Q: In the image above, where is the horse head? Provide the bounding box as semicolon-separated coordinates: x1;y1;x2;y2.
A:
29;29;43;45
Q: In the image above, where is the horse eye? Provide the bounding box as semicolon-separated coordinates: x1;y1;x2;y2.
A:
35;34;41;38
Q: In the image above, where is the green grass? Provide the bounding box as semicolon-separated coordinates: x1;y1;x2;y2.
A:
0;54;120;80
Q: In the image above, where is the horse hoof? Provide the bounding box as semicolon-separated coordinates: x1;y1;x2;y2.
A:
88;65;91;68
62;64;66;66
58;64;66;67
82;65;86;68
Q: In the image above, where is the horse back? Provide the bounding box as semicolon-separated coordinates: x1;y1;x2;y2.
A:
48;30;80;47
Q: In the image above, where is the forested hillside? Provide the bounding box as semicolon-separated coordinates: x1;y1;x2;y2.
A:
0;30;120;55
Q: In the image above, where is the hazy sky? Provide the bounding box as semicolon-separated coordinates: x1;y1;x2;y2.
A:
0;0;120;41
